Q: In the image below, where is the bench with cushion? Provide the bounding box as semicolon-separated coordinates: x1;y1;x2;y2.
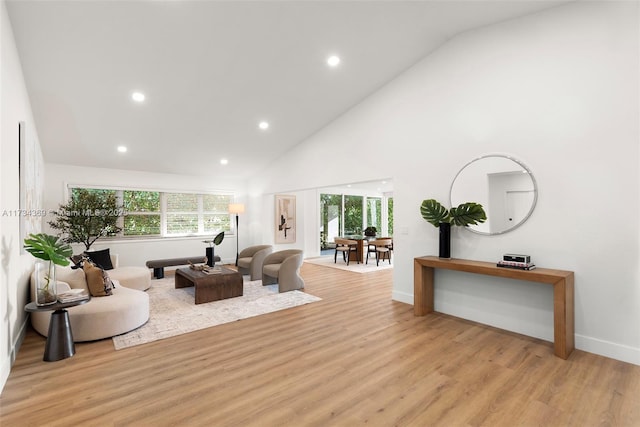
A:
146;256;219;279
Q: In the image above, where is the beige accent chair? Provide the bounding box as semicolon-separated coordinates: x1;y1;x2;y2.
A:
262;249;304;292
334;237;359;265
237;245;273;280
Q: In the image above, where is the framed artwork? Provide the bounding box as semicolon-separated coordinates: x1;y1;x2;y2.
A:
275;194;296;244
19;121;44;251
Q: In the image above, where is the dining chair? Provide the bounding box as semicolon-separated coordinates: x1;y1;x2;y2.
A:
366;238;392;266
334;237;360;265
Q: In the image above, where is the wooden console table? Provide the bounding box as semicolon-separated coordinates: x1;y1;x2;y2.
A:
414;256;575;359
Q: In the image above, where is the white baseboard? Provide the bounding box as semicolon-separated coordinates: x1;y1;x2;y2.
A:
392;290;413;305
0;318;28;395
576;334;640;366
391;290;639;367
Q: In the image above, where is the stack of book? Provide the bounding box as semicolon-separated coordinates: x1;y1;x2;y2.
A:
57;288;90;303
496;253;536;270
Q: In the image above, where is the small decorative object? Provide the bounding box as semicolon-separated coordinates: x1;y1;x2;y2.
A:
23;233;73;305
420;199;487;258
189;259;211;272
363;227;377;237
202;231;225;267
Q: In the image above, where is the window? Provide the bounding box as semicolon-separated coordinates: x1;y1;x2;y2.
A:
166;193;199;235
366;197;382;232
344;195;363;235
123;191;160;236
69;186;234;238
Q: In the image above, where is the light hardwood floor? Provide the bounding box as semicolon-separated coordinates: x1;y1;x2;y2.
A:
1;263;639;426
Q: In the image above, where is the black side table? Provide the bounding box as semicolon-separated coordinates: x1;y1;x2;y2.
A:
24;298;90;362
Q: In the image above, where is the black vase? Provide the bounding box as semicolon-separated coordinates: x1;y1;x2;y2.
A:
439;223;451;259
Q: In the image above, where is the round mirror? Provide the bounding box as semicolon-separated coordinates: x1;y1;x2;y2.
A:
450;154;537;235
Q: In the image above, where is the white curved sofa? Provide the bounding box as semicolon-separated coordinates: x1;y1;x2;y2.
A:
104;254;151;291
30;263;150;342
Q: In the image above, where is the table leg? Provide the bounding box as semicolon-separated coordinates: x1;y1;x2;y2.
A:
553;276;575;359
414;261;434;316
44;309;75;362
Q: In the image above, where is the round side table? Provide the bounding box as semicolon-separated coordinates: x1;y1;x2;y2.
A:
25;298;90;362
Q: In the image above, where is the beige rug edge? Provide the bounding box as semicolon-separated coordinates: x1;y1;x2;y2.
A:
304;256;393;273
113;278;321;350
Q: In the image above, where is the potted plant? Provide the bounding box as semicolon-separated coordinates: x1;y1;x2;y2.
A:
363;227;377;237
48;188;123;251
24;233;73;305
203;231;225;267
420;199;487;258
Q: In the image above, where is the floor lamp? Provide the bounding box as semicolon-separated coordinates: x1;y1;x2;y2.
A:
229;203;245;266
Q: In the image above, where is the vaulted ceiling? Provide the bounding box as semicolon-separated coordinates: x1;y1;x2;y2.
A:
7;0;567;181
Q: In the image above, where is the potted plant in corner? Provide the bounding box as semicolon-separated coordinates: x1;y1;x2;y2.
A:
24;233;73;305
420;199;487;259
48;188;123;251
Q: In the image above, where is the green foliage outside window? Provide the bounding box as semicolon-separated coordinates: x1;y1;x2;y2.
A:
367;197;382;233
387;197;394;236
124;191;161;236
344;195;363;235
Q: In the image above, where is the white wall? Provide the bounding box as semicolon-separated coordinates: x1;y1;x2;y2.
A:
0;0;43;392
43;163;248;268
249;1;640;365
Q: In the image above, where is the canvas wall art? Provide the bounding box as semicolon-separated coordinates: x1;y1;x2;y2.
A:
275;194;296;244
19;121;44;251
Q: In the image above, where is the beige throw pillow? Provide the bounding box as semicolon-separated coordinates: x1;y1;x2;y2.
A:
83;261;114;297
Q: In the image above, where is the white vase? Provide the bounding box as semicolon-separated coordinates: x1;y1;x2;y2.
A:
35;260;57;306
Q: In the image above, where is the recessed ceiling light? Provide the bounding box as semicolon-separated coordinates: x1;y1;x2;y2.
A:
131;92;145;102
258;121;269;130
382;181;387;184
220;158;228;165
117;146;127;153
327;55;341;67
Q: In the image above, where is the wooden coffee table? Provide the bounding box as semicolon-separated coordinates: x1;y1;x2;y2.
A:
175;267;243;304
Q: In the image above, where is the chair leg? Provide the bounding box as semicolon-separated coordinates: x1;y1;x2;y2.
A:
376;250;380;266
346;250;350;265
334;249;338;264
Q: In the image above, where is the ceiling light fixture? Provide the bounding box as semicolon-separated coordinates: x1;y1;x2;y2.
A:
131;92;145;102
117;146;127;153
327;55;341;67
258;121;269;130
220;158;229;165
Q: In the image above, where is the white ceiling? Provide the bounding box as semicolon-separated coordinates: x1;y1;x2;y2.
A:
7;0;567;181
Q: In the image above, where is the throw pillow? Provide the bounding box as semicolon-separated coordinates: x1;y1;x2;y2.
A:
56;265;89;292
69;254;84;270
83;260;114;297
84;248;114;270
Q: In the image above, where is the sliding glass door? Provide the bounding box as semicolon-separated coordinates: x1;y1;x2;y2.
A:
320;192;393;253
320;194;342;250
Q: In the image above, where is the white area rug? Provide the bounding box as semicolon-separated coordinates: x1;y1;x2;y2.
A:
112;277;321;350
305;256;393;273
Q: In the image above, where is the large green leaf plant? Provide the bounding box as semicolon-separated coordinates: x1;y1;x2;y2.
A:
24;233;73;304
420;199;487;228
